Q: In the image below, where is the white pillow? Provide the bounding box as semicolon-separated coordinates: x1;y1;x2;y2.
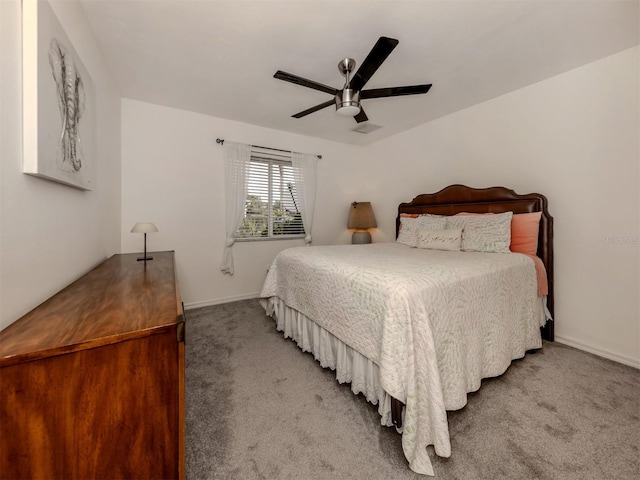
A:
445;212;513;253
416;228;463;251
397;215;446;247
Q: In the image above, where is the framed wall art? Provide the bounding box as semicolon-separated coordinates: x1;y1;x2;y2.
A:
22;0;95;191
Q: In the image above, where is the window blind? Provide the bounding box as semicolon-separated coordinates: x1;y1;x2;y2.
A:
235;150;305;240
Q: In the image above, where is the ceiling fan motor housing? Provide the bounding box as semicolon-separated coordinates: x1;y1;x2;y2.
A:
336;89;361;116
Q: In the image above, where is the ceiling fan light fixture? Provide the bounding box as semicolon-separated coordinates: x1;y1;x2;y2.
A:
336;104;361;117
335;89;361;116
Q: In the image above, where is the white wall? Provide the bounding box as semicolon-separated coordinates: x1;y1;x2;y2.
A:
364;47;640;367
120;99;367;308
0;0;121;330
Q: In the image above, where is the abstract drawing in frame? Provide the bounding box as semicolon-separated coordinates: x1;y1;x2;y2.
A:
22;0;95;191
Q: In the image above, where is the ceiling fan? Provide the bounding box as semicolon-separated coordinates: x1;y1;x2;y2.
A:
274;36;432;123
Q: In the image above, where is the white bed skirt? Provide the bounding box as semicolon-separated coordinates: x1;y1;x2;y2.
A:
260;296;398;429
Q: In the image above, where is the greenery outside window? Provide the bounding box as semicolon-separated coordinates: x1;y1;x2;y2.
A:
234;152;305;240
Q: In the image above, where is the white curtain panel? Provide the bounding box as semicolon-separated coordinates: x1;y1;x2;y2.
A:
291;152;318;244
221;142;251;274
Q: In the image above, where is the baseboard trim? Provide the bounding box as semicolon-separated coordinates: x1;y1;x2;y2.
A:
184;293;260;310
555;334;639;369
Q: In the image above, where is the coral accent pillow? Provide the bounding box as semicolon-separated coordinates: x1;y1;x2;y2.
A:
510;212;542;256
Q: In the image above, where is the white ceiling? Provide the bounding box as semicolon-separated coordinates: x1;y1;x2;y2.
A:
80;0;639;146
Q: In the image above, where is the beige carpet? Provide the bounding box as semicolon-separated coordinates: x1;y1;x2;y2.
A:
185;299;640;480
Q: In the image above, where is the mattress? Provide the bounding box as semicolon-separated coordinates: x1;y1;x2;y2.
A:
260;242;548;475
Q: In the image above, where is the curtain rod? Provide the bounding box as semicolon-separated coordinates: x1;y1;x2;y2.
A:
216;138;322;159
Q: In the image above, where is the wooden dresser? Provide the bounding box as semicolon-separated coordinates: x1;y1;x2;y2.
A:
0;251;185;479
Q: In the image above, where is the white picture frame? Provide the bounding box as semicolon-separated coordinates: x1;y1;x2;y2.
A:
22;0;95;191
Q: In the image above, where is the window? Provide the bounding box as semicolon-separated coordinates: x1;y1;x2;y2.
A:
234;151;305;240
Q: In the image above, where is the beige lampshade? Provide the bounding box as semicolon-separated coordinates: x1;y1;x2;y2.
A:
347;202;377;230
130;222;159;234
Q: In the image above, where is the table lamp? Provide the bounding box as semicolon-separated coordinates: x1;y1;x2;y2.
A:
130;222;158;261
347;202;377;244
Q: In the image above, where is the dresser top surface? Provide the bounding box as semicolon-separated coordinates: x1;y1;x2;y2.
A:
0;252;181;366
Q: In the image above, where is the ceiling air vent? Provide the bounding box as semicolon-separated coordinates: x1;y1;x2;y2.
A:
352;123;382;134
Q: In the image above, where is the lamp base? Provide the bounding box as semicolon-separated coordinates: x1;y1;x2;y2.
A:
351;231;372;244
137;256;153;261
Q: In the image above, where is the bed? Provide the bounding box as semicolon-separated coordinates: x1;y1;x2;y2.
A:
259;184;554;476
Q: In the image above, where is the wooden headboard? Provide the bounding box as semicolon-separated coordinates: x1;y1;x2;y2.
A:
396;184;554;341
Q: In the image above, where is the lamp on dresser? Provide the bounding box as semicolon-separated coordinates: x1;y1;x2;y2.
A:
348;202;377;244
131;222;158;261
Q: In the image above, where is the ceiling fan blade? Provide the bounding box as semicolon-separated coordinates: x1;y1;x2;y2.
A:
354;108;368;123
274;71;338;96
349;37;399;92
360;84;432;99
292;99;335;118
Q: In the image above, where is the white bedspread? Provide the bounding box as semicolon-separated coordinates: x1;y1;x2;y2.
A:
260;242;546;475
